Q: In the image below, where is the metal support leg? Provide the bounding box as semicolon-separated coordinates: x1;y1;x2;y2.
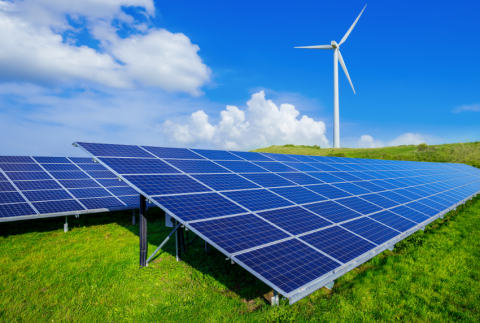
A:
271;290;279;306
176;219;182;262
64;216;68;233
325;281;335;290
132;209;136;225
205;241;210;253
139;195;147;268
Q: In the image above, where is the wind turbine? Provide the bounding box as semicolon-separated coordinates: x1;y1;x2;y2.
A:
295;5;367;148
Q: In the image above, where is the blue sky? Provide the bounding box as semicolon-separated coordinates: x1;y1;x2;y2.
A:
0;0;479;156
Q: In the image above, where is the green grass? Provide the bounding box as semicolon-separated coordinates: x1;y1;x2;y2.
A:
1;196;480;322
252;141;480;168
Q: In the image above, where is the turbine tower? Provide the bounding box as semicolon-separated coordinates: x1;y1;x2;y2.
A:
295;5;367;148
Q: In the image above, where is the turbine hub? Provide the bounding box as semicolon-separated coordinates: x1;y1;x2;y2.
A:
331;40;338;48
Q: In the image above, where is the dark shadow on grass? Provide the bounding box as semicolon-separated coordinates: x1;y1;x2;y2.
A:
0;205;272;305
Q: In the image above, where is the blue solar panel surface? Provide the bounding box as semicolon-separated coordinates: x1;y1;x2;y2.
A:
0;156;140;220
74;142;480;301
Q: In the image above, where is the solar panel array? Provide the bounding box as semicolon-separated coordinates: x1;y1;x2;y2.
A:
0;156;139;222
75;142;480;303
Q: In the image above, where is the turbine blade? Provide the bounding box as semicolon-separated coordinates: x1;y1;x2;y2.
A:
339;4;367;46
294;45;333;49
338;50;356;94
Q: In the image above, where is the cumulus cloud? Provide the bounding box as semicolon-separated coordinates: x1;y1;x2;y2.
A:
388;133;427;146
453;104;480;113
0;0;210;95
162;91;329;150
356;132;434;148
357;135;384;148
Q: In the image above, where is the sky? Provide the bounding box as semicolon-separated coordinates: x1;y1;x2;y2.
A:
0;0;479;156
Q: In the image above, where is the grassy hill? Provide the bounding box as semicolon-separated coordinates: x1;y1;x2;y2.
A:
1;142;480;322
252;141;480;168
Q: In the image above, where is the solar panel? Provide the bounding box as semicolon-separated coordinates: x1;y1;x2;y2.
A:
0;156;140;222
74;142;480;304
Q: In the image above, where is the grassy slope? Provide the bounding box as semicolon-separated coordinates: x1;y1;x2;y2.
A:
252;142;480;167
1;197;480;322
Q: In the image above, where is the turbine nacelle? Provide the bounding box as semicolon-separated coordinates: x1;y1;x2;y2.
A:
331;41;339;48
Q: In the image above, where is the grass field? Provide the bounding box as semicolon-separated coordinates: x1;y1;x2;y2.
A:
252;141;480;168
1;143;480;322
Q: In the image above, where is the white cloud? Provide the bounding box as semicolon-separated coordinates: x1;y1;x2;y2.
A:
453;104;480;113
162;91;329;150
0;0;210;95
356;132;434;148
388;133;427;146
357;135;384;148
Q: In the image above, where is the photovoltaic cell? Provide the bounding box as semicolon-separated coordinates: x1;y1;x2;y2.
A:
260;153;299;162
192;174;260;191
0;164;43;172
304;201;361;223
307;163;339;172
191;149;242;160
332;182;370;195
0;156;35;163
153;192;247;222
119;195;138;206
0;191;26;204
252;162;298;173
106;186;138;196
360;193;400;209
68;188;112;199
223;189;294;212
49;172;91;180
96;178;129;187
368;210;417;232
79;197;125;209
5;172;51;181
85;171;117;179
15;180;61;191
300;226;376;263
340;217;399;245
69;157;96;164
352;181;385;192
389;205;429;223
258;206;332;235
234;239;341;294
41;164;81;172
190;214;290;254
276;173;322;185
305;172;345;183
270;186;327;204
23;190;72;202
286;155;317;162
77;142;153;158
76;164;108;171
58;179;101;189
167;159;231;174
99;158;180;174
214;161;267;173
33;157;71;163
229;151;273;161
0;182;17;192
282;162;319;172
335;197;383;215
240;173;295;188
306;184;352;199
328;172;362;182
32;200;85;214
0;203;37;217
124;174;211;196
142;146;203;159
404;201;438;217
